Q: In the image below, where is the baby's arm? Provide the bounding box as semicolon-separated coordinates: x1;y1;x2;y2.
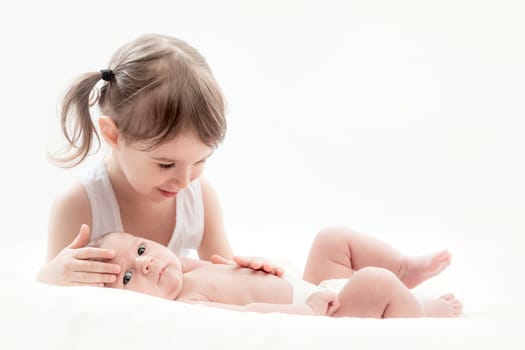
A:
306;290;340;316
182;300;318;315
178;293;337;316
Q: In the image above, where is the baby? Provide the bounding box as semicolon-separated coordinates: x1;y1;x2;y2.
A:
90;231;462;318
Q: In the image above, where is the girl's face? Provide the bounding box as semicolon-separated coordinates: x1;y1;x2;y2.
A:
104;232;184;299
116;132;214;202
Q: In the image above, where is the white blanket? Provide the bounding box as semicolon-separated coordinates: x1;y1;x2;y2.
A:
1;239;524;350
2;280;524;350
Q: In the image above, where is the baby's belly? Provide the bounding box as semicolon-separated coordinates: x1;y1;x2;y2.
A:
207;267;293;305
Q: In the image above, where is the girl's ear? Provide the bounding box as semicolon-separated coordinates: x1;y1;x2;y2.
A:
98;116;120;146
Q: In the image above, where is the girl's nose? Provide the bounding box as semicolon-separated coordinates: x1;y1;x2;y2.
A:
136;256;154;274
174;174;190;189
171;167;192;189
176;176;190;189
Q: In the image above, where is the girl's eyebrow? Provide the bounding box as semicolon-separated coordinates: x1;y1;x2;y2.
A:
151;156;177;162
151;151;214;163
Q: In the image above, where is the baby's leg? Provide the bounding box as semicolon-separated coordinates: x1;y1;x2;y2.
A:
331;267;424;318
302;226;451;288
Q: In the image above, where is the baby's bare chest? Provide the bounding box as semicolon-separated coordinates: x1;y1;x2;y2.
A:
185;265;293;305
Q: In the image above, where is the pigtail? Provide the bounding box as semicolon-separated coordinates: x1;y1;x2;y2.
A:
51;72;102;168
50;34;227;166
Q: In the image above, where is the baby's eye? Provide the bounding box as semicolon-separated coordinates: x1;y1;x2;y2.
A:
137;244;146;256
123;271;133;285
159;163;175;169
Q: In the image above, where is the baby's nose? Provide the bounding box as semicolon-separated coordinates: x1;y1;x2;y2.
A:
137;256;154;274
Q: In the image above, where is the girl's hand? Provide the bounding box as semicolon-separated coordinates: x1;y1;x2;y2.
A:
306;290;340;316
210;255;285;277
36;225;121;287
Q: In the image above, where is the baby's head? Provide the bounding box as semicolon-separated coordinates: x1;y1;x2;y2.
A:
88;232;184;300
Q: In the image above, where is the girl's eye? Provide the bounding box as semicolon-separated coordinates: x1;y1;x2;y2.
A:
123;271;133;285
137;245;146;255
159;163;175;169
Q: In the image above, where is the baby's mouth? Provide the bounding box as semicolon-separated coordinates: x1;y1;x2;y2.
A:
158;265;168;283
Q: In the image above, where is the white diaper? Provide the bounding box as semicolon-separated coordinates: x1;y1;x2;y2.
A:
318;278;349;292
283;274;348;304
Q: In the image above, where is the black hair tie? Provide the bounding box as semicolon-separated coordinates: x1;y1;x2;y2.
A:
100;69;114;82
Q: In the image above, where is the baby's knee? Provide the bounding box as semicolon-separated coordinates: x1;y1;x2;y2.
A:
354;267;402;290
314;226;359;246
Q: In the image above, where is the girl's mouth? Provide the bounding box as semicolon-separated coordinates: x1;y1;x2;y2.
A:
158;189;178;198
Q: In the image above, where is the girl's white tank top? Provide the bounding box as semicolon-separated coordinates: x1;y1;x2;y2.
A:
79;158;204;256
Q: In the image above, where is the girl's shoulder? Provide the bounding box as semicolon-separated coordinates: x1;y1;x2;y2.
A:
51;177;91;218
199;176;216;200
50;157;102;207
48;177;92;253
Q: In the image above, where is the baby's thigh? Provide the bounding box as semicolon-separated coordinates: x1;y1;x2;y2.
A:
333;267;400;318
303;228;356;283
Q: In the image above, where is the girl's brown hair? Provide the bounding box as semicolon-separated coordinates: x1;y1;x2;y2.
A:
53;33;226;167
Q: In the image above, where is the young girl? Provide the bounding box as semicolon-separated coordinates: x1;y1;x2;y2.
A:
37;33;250;286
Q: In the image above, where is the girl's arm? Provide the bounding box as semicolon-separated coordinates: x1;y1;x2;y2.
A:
47;180;92;260
37;181;120;286
198;177;234;260
209;255;285;277
198;178;284;276
198;178;285;276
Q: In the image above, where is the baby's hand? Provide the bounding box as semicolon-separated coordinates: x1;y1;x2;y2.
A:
306;290;340;316
210;255;284;277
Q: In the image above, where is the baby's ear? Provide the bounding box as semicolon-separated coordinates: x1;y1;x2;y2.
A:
98;116;120;146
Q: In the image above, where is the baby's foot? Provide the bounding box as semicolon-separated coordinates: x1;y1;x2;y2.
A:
423;293;463;317
399;250;451;288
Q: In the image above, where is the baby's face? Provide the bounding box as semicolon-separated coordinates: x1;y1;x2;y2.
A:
102;232;183;299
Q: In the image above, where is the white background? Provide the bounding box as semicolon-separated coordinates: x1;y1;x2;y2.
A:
1;0;524;304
